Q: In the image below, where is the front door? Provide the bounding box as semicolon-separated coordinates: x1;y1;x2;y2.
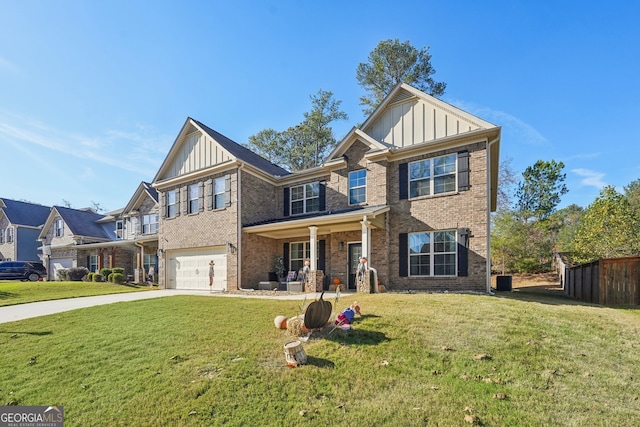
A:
347;243;362;290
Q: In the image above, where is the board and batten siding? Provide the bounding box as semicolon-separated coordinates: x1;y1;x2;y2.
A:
164;130;232;179
367;98;485;148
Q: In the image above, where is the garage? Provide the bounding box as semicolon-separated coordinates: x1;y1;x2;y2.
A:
167;247;227;290
49;258;73;281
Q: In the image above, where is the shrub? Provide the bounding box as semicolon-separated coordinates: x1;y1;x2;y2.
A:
107;273;114;283
100;268;113;281
92;273;102;282
57;269;68;281
86;272;94;282
111;273;125;284
67;267;89;281
112;267;125;275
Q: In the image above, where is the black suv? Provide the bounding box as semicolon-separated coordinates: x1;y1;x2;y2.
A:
0;261;47;282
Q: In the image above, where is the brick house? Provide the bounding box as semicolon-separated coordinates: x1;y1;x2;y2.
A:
37;182;159;281
0;198;51;262
153;83;501;293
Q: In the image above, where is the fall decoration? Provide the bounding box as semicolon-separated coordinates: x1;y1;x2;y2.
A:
274;315;287;329
303;291;332;330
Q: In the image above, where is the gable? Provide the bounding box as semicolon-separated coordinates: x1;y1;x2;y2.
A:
361;84;496;149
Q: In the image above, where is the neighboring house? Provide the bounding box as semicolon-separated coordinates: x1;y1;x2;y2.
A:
0;198;51;262
152;83;501;293
38;182;159;281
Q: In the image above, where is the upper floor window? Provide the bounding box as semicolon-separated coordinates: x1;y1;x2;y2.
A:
167;190;178;218
291;182;319;215
214;177;227;209
188;184;199;214
142;214;159;234
409;154;456;198
115;220;124;239
409;230;456;276
349;170;367;204
0;229;4;244
54;219;64;237
6;227;13;243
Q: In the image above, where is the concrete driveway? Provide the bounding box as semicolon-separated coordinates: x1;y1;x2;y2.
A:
0;289;340;324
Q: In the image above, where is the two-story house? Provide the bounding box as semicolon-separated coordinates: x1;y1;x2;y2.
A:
0;198;51;262
38;182;159;281
153;83;501;293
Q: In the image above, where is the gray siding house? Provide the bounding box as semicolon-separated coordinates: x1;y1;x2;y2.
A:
0;198;51;262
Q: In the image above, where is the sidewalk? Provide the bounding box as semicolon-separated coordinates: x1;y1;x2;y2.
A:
0;289;343;324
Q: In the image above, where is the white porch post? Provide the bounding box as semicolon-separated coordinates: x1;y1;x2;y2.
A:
309;226;318;270
360;216;371;260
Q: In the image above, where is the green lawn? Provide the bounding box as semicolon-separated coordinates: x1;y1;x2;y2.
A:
0;290;638;426
0;280;150;306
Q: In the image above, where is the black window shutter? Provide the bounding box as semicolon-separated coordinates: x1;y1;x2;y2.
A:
457;151;470;191
399;163;408;200
283;243;290;271
86;255;90;269
318;239;326;271
319;182;326;211
399;233;408;277
225;175;232;207
457;228;469;276
283;188;290;217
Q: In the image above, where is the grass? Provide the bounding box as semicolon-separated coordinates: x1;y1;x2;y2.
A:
0;280;150;306
0;279;639;425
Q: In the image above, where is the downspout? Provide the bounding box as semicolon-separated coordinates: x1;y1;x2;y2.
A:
236;164;252;291
486;136;500;295
369;266;379;293
135;241;144;284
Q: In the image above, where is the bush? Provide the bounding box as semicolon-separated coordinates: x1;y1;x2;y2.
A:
111;273;125;284
67;267;88;281
92;273;102;282
57;269;68;281
100;268;113;281
86;272;94;282
112;267;125;275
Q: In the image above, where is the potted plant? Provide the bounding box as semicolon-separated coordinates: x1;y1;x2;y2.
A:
274;256;286;281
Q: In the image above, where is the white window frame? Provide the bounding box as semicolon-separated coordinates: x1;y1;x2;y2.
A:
115;220;124;239
409;154;457;198
167;190;178;218
290;182;320;215
89;255;99;272
188;184;199;214
142;214;158;234
348;170;367;205
408;230;457;277
54;219;64;237
214;177;226;209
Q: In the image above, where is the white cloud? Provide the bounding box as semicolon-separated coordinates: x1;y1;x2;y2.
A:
572;168;608;189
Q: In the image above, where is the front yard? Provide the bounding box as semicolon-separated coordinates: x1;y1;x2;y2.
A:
0;281;638;426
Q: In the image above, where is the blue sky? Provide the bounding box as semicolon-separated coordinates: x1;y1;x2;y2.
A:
1;1;638;212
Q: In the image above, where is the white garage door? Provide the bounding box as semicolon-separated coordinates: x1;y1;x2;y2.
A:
50;258;73;281
168;247;227;290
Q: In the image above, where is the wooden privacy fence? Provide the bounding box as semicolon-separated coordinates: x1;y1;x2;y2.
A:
564;256;640;305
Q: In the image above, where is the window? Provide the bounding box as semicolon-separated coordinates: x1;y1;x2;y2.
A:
0;229;4;244
408;230;456;276
6;227;13;243
214;177;227;209
288;241;321;273
142;214;158;234
167;190;178;218
143;254;158;274
409;154;457;198
115;220;124;239
349;170;367;204
89;255;99;272
53;219;64;237
188;184;199;214
290;182;320;215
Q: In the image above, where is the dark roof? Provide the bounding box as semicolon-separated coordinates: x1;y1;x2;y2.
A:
143;181;158;202
244;205;373;227
191;118;291;177
54;206;114;240
0;198;51;227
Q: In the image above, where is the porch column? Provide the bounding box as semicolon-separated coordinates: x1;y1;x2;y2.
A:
360;216;372;261
309;226;318;270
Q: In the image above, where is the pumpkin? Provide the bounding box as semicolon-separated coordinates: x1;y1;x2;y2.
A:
333;277;341;285
274;315;288;329
303;291;332;330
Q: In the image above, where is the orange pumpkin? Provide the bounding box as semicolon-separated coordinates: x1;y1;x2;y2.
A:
333;277;341;285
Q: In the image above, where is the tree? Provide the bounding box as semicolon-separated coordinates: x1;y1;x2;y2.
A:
245;90;348;171
573;186;640;263
497;156;518;210
356;39;446;115
515;159;568;222
624;178;640;217
553;204;585;253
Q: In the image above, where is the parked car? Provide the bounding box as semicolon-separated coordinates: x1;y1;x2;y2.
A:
0;261;47;282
